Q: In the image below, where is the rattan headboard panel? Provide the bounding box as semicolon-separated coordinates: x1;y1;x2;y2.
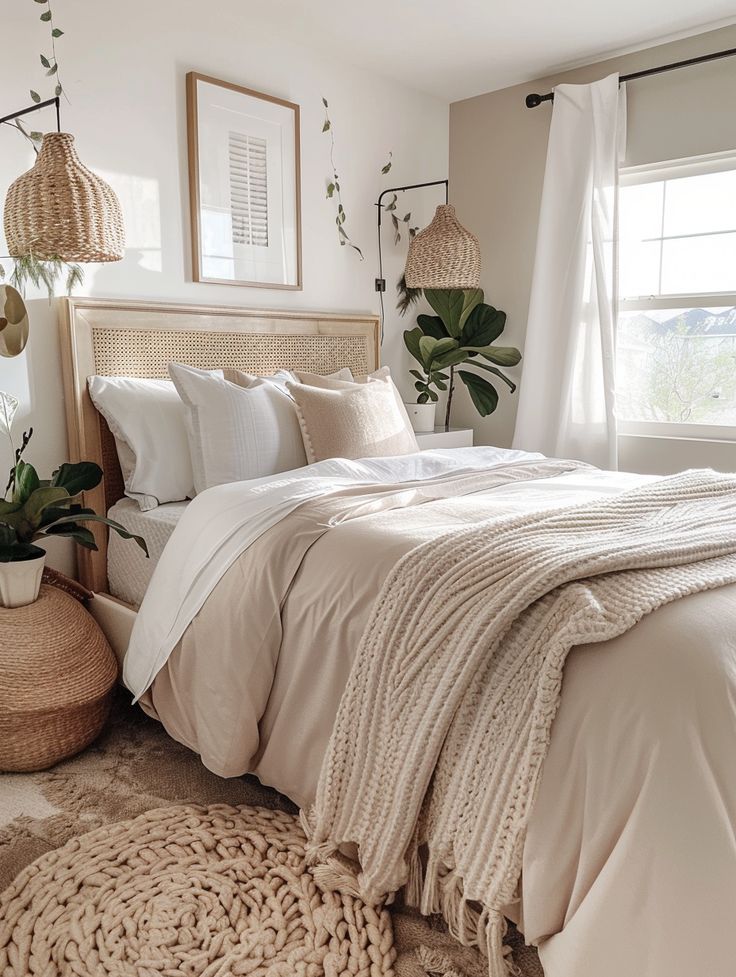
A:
91;328;371;378
59;297;380;594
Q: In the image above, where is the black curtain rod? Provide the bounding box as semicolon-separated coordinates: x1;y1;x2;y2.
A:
525;45;736;108
0;96;61;132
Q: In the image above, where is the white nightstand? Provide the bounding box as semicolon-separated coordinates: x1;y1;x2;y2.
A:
415;427;474;450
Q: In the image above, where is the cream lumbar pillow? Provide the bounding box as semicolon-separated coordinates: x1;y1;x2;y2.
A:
169;362;308;493
286;375;419;463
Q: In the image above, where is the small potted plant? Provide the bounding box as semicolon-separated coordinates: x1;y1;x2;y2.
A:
403;288;521;430
0;394;147;607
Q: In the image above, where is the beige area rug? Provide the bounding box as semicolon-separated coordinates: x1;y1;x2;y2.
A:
0;691;543;977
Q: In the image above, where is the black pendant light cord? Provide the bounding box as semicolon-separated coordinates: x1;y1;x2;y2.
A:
1;95;61;132
375;179;449;342
526;45;736;107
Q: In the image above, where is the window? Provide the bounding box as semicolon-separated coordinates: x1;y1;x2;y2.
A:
617;152;736;439
228;131;269;248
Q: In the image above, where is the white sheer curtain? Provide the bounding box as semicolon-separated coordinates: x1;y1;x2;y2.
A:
512;74;626;470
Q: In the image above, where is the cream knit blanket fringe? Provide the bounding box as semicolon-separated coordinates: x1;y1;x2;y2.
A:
303;468;736;977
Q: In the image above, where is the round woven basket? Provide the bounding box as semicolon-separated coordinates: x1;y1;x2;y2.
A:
3;132;125;263
404;204;481;290
0;584;118;772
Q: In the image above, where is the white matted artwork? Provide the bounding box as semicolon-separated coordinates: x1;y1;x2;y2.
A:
187;72;302;290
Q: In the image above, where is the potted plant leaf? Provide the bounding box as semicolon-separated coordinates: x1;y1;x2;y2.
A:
403;288;521;430
0;395;147;607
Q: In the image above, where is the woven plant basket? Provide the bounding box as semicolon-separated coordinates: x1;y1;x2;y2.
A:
405;203;481;289
3;132;125;263
0;584;118;772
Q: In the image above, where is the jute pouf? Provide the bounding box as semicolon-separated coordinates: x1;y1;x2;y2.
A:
0;804;395;977
0;584;118;772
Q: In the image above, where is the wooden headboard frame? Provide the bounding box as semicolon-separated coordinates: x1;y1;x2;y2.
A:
59;296;380;594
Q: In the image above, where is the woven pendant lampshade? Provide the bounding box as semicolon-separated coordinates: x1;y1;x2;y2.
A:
405;203;481;289
3;133;125;263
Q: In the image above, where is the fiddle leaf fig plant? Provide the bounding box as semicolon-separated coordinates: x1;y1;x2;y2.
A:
0;424;148;563
403;288;521;428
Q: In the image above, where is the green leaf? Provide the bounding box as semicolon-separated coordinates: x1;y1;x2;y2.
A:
431;337;459;359
433;348;469;370
465;362;517;392
460;304;506;346
40;54;50;68
403;326;424;365
52;28;64;37
322;120;331;132
427;389;439;402
409;369;425;381
424;289;483;338
322;96;328;107
381;156;392;175
13;461;40;506
416;314;447;340
40;10;51;21
30;90;41;103
50;461;103;496
418;335;439;369
46;64;58;75
466;345;522;367
41;522;97;549
458;370;499;416
55;84;62;96
22;486;71;531
417;392;429;404
326;182;335;198
37;513;149;556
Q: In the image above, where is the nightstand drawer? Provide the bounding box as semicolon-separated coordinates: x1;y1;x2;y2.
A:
415;427;474;450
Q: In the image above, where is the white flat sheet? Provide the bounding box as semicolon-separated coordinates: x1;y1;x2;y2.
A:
107;498;188;606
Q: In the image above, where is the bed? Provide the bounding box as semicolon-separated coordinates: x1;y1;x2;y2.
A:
60;297;736;977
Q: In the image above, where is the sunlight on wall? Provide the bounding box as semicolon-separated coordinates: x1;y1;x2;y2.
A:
97;171;163;274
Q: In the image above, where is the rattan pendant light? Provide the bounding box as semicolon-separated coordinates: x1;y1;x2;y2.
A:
404;203;481;289
4;132;125;263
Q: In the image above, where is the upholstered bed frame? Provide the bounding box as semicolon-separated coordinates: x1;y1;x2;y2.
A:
59;296;380;656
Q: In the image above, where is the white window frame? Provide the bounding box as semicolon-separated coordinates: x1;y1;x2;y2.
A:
618;150;736;442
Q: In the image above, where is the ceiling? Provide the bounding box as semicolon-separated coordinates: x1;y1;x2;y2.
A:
260;1;736;101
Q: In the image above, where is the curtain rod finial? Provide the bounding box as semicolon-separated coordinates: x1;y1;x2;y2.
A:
525;93;543;108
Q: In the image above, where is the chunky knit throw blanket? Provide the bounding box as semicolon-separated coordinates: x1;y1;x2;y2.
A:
305;469;736;976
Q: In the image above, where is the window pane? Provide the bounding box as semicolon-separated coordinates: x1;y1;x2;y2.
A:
663;170;736;237
617;307;736;425
618;240;660;297
619;181;664;240
660;232;736;294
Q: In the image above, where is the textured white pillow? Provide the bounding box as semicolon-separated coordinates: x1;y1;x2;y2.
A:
88;376;197;511
169;362;308;493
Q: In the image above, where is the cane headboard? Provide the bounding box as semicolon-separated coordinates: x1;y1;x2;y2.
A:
59;296;380;593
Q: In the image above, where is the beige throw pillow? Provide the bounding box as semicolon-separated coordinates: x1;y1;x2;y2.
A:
287;379;419;463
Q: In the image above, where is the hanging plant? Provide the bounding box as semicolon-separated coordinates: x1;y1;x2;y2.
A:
0;0;84;300
322;98;364;259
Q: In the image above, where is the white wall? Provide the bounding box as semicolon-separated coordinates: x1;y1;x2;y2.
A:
450;23;736;473
0;0;449;573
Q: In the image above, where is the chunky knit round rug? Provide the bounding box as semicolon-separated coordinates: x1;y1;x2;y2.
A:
0;803;395;976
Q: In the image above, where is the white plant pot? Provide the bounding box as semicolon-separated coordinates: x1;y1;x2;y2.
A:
0;553;45;608
405;402;437;433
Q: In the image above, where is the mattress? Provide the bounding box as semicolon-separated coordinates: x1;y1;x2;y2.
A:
107;498;188;606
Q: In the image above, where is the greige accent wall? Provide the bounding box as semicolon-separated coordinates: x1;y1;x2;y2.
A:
449;24;736;472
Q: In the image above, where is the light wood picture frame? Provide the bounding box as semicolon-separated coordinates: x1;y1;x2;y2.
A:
187;72;302;290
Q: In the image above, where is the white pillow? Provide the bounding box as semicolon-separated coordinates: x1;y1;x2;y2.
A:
168;362;307;493
88;376;197;511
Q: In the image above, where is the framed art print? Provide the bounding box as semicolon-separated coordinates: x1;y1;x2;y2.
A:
187;72;302;289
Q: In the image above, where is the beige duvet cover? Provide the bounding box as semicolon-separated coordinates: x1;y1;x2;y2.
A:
140;464;736;977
